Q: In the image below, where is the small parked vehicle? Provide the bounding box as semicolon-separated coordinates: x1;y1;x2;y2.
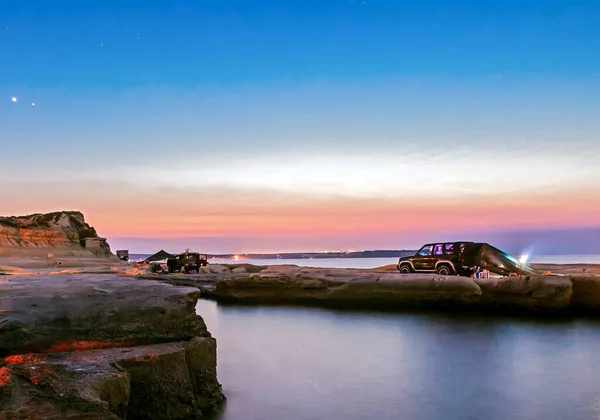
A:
167;251;208;273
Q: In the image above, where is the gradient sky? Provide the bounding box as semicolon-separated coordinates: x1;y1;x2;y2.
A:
1;0;599;254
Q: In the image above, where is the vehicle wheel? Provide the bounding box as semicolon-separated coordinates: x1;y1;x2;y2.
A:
436;265;453;275
399;264;413;274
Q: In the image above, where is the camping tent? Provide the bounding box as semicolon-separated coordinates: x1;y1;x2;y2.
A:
462;243;539;276
144;250;175;263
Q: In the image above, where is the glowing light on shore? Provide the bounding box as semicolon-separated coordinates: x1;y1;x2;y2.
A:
233;254;239;261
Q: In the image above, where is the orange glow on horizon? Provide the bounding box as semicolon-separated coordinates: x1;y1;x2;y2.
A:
92;195;600;239
3;181;599;240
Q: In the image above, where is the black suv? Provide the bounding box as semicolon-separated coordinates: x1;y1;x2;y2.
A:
397;242;474;276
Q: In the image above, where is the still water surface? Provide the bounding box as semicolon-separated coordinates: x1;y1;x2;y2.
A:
198;300;600;420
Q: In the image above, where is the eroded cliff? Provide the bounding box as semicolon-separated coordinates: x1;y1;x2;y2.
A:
0;211;113;257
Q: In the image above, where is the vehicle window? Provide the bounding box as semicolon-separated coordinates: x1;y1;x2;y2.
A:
418;245;433;256
445;244;454;254
433;244;443;256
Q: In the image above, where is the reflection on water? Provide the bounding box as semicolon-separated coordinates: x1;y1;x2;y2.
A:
198;300;600;420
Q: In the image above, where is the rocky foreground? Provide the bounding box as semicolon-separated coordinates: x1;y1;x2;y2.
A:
0;275;224;419
1;261;599;419
137;263;600;314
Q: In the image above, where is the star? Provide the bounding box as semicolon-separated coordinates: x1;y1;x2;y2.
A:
31;102;36;106
11;96;17;102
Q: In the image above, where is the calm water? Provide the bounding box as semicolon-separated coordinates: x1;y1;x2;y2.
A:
198;300;600;420
131;255;600;269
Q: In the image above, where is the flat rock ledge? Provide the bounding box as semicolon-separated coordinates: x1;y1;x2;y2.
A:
140;265;600;315
0;275;225;419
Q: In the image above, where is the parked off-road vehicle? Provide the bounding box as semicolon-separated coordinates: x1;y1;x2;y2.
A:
167;251;208;273
397;242;538;277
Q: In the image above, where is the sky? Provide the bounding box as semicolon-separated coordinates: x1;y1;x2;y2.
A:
1;0;599;255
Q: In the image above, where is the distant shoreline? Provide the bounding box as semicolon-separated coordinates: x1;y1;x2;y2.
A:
126;250;418;260
210;250;416;260
129;251;600;262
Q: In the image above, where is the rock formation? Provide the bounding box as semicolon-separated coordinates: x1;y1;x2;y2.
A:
135;264;600;314
204;267;574;312
0;275;225;419
0;211;113;257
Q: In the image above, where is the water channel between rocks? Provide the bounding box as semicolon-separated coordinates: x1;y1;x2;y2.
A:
197;299;600;420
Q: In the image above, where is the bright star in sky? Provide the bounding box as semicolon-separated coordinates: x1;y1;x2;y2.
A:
11;96;17;102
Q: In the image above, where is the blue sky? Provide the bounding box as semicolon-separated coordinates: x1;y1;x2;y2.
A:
1;0;599;254
3;1;600;87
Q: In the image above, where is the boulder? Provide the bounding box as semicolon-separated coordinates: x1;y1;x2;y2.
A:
326;274;483;307
0;275;209;356
0;274;224;419
0;338;224;419
209;268;483;308
223;263;267;273
212;270;330;302
0;355;128;419
207;265;230;274
192;266;578;313
569;276;600;312
472;275;573;311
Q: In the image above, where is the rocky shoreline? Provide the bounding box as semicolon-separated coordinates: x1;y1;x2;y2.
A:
0;275;224;419
135;263;600;315
2;260;599;419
